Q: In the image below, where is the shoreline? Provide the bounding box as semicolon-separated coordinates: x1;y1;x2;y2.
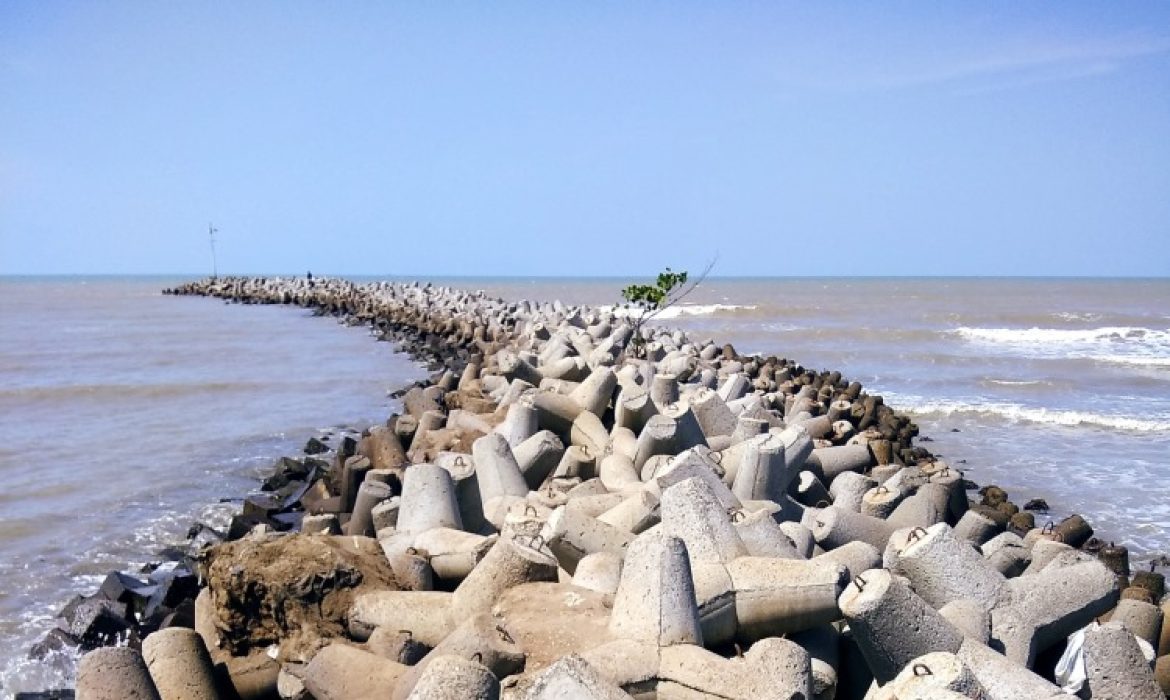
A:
32;276;1167;697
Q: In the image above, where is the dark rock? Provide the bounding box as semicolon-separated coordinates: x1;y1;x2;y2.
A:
242;493;283;519
143;568;199;620
978;485;1008;507
60;596;133;649
97;572;157;608
950;428;961;432
187;522;227;544
28;628;79;660
15;692;75;700
1023;498;1050;512
227;512;277;541
961;479;979;491
270;511;305;531
159;597;197;629
304;437;329;455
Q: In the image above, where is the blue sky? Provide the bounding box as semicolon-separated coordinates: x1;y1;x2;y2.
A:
2;2;1168;276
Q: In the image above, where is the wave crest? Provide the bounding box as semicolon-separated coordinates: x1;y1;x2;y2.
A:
600;303;758;320
885;394;1170;433
953;326;1170;369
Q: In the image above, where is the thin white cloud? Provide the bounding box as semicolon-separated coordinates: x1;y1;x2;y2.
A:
779;32;1170;94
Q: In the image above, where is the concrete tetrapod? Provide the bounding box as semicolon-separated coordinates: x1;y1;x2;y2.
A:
406;655;500;700
838;568;965;683
633;414;679;473
608;533;703;647
730;432;791;504
657;637;814;700
570;550;624;594
890;522;1009;612
450;535;559;623
874;651;989;700
812;540;882;582
397;463;463;535
596;490;660;535
734;507;801;560
653;448;740;511
809;505;900;552
1080;621;1163;700
76;647;162;700
502;654;628;700
569;366;617;417
472;433;530;504
543;505;634;575
953;637;1064;700
349;590;457;647
412;527;495;581
495;399;539;448
688;386;738;440
512;430;564;491
806;444;873;484
1108;598;1164;648
303;643;408;700
660;476;748;565
829;471;877;513
141;627;219;700
726;556;847;641
990;558;1119;667
392;613;523;700
348;479;395;536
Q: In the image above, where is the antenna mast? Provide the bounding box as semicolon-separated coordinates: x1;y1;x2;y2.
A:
208;223;218;279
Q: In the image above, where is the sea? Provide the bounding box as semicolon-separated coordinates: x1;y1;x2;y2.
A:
1;275;1167;693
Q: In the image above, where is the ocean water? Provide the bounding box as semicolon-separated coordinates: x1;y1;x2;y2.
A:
0;277;425;695
1;275;1167;693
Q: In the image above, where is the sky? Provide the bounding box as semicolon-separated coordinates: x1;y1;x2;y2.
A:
2;2;1168;277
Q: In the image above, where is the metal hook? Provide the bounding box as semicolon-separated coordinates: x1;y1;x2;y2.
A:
815;500;831;509
1042;520;1055;535
524;504;537;518
454;455;466;467
528;534;545;550
406;546;419;556
495;625;515;643
398;629;413;638
733;643;744;659
912;663;932;677
472;652;483;664
727;508;745;523
853;574;867;591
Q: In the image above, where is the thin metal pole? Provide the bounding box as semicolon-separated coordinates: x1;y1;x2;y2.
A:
209;223;218;279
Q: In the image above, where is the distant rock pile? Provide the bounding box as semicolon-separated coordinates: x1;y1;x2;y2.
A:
61;276;1167;699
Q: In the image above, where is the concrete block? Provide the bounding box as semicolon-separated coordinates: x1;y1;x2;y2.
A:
609;533;703;647
838;568;964;683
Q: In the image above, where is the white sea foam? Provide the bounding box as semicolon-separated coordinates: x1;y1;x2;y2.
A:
1087;355;1170;368
953;326;1170;368
884;393;1170;433
600;303;757;320
985;379;1048;387
955;326;1170;345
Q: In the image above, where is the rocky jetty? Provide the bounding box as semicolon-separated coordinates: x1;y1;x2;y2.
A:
58;276;1168;699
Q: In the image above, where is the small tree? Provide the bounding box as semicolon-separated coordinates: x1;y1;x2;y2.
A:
619;257;716;356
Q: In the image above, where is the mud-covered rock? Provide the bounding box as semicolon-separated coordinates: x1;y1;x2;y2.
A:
200;533;399;660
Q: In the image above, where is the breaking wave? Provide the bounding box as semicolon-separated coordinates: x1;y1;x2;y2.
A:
884;394;1170;433
952;326;1170;369
600;303;758;320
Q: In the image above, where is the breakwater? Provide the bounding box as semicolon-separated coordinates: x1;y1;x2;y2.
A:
54;276;1169;698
